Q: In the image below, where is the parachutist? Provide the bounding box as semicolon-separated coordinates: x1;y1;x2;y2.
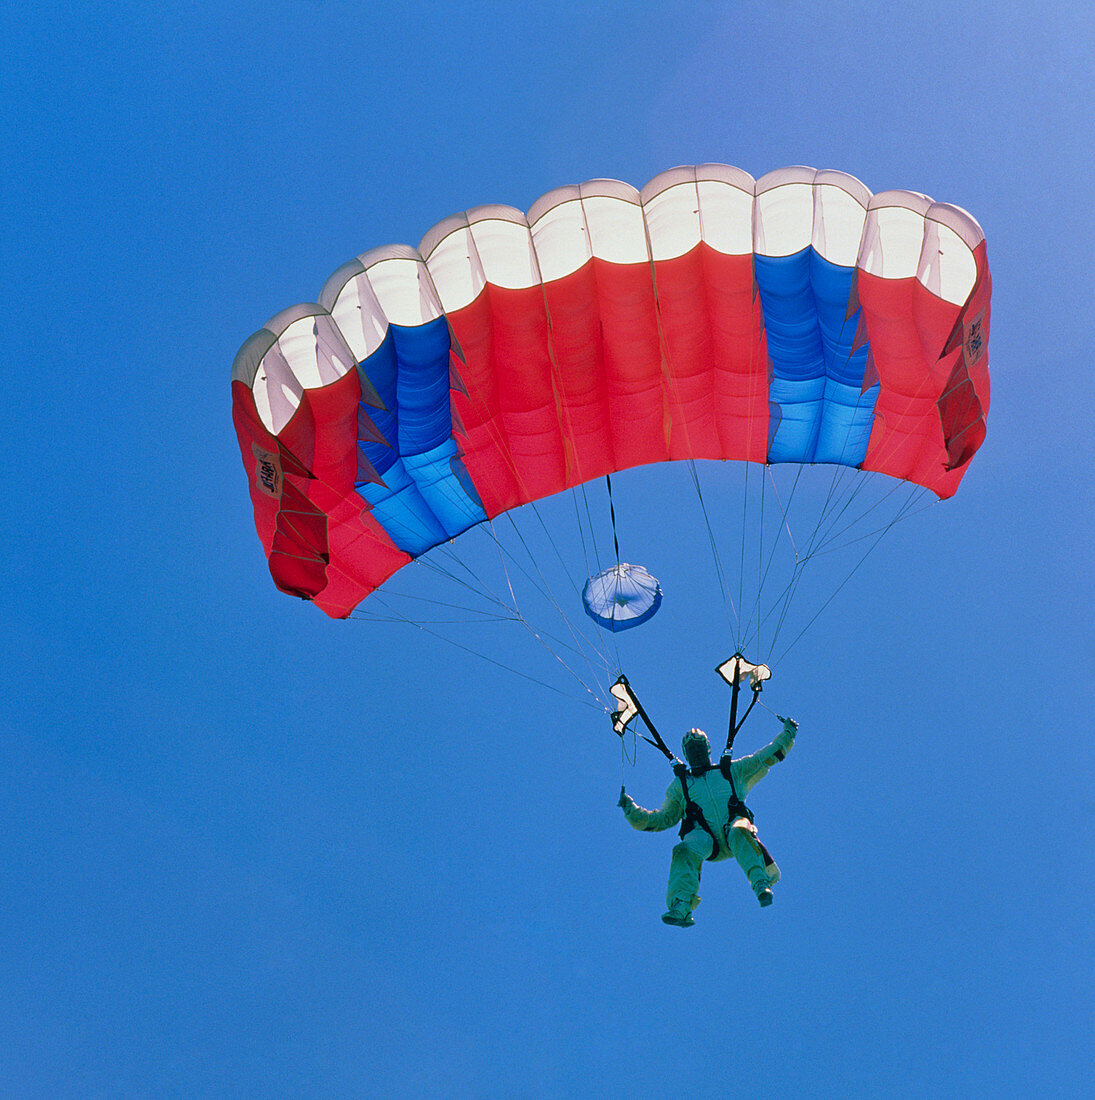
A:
618;718;797;924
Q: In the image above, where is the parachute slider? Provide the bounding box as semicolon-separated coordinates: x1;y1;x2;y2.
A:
716;655;771;691
610;677;640;735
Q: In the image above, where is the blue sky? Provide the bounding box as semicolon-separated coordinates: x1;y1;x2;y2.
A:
3;2;1093;1096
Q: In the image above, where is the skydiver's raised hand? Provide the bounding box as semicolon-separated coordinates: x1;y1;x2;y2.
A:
618;786;628;807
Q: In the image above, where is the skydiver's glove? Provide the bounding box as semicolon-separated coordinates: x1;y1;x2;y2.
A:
618;786;628;808
778;715;798;736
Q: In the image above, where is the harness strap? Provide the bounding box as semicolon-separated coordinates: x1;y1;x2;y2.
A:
674;764;723;861
719;756;755;824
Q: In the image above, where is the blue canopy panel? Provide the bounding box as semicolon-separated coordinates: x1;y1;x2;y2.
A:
756;248;879;466
356;317;486;557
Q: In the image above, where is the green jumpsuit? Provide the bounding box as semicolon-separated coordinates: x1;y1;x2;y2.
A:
620;721;796;912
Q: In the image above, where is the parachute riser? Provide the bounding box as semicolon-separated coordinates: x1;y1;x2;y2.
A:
727;671;742;750
612;656;769;765
717;653;770;756
724;685;762;755
610;675;680;764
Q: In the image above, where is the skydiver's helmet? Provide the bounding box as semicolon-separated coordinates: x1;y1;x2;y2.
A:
682;728;711;772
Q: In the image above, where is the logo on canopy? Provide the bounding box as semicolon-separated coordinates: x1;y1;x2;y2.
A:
252;445;283;498
964;311;986;364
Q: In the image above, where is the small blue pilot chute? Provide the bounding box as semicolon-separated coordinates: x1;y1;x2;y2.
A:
582;564;662;632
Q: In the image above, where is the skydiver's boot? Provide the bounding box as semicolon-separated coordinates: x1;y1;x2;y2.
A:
664;841;704;926
750;872;774;908
661;899;695;927
729;820;778;908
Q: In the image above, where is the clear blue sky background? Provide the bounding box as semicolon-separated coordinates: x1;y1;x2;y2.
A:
4;2;1092;1096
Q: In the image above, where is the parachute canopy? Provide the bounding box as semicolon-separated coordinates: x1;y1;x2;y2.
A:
232;164;990;617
